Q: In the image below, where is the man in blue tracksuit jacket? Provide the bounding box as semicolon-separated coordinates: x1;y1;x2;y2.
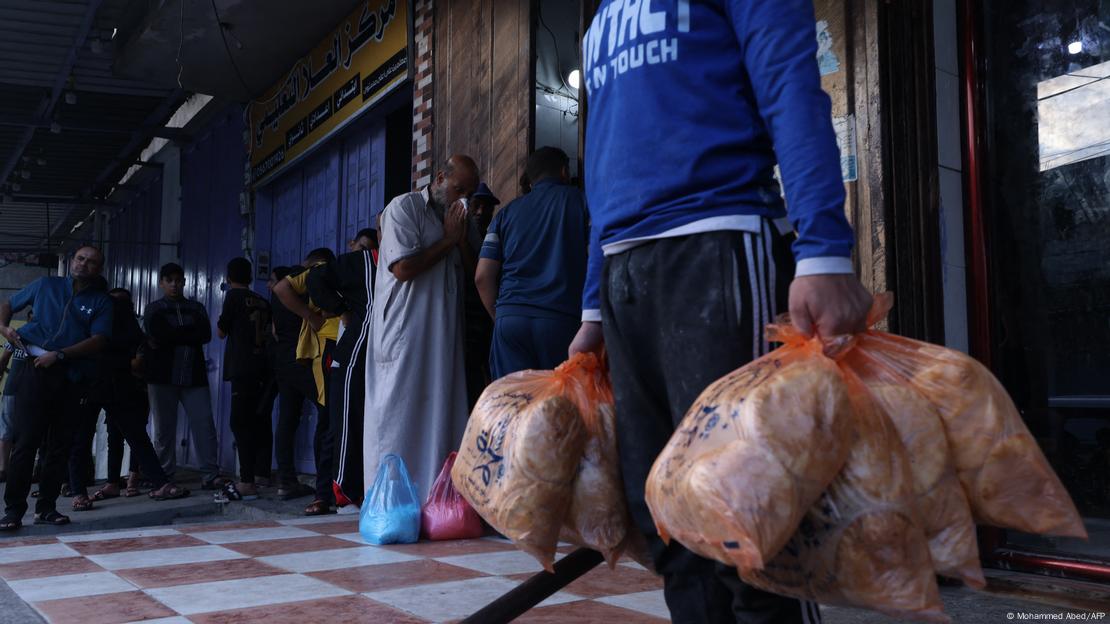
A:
568;2;873;623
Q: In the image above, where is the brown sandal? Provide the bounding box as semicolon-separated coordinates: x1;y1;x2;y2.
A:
91;485;120;501
150;483;191;501
303;500;336;516
71;495;94;512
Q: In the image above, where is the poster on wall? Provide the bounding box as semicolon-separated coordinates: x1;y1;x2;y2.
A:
247;0;411;186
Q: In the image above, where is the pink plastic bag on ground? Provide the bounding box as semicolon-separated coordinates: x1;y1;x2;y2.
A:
422;452;484;541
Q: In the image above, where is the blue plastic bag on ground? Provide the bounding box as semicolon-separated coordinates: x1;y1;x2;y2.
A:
360;454;421;545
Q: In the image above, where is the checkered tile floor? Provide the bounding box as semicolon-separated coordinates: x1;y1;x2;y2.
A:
0;516;668;623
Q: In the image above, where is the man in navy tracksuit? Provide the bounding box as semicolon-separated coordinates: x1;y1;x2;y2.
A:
476;147;590;379
568;2;873;623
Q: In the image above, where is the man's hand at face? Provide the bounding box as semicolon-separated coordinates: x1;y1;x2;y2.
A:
444;200;467;245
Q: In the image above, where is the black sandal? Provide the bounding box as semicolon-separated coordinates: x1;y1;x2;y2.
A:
33;511;70;526
202;477;228;490
0;515;21;531
303;500;335;516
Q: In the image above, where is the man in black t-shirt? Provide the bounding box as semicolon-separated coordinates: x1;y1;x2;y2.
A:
217;258;272;500
269;267;325;502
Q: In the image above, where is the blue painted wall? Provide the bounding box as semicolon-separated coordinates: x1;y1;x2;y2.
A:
178;108;250;474
106;175;163;314
253;117;387;474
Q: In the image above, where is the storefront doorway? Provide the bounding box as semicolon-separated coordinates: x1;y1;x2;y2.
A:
972;0;1110;578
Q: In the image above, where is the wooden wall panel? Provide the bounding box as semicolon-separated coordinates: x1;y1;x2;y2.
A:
433;0;532;203
814;0;889;313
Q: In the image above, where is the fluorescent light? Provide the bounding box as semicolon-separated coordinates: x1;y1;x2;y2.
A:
1068;41;1083;55
111;28;117;40
567;69;581;90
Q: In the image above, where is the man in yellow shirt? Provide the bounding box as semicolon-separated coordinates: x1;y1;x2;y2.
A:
273;247;339;515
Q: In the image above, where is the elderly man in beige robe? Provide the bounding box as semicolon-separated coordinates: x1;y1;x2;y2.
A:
364;155;480;499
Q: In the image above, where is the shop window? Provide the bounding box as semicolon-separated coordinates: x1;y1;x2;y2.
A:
980;0;1110;565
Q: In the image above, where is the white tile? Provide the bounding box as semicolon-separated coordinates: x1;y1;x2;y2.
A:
190;526;318;544
939;166;966;269
943;264;970;353
146;573;349;615
435;549;564;576
279;515;356;526
598;590;670;619
936;69;963;171
0;543;78;565
8;571;135;602
125;618;192;624
58;528;181;543
259;546;419;574
332;532;369;544
88;545;246;571
366;577;582;622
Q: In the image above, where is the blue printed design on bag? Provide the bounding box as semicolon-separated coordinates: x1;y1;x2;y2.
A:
473;420;508;487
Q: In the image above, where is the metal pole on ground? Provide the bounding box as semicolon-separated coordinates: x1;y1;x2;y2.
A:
460;548;605;623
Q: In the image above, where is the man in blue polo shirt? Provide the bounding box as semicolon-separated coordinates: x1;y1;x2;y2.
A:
567;2;873;623
476;147;590;379
0;245;113;530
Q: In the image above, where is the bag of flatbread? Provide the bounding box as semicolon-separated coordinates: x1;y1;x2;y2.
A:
646;323;854;571
452;357;589;571
744;370;948;623
554;353;635;568
841;336;983;587
852;294;1085;539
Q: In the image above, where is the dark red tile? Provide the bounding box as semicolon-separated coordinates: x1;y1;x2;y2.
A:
0;536;58;548
509;564;663;599
222;535;361;557
116;557;287;589
379;538;516;558
298;520;358;535
511;600;667;623
177;520;282;533
67;533;206;555
189;594;428;624
0;556;103;581
307;559;487;593
32;591;176;624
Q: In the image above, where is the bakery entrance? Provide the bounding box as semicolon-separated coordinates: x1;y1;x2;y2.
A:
971;0;1110;577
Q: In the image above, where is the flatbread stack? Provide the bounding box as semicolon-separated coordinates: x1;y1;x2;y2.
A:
646;313;1085;623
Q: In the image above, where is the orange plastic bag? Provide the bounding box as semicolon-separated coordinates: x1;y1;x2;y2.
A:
554;354;634;568
421;452;485;541
452;354;592;571
850;295;1086;540
743;360;947;623
645;327;854;571
836;299;983;586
